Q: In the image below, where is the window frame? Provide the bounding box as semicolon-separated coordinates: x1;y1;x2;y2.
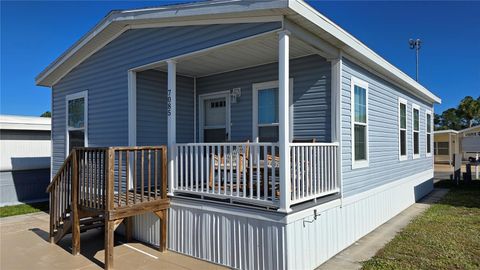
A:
65;91;88;157
435;141;449;156
252;79;293;142
398;97;408;161
426;109;432;157
412;103;420;159
350;76;369;169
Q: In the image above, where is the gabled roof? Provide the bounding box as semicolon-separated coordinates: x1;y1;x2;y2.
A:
36;0;441;104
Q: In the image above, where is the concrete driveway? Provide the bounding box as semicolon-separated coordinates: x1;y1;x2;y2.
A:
0;212;224;270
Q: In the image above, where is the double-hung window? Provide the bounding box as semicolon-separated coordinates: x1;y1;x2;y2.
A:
426;110;432;156
257;87;279;142
398;98;407;160
66;91;88;156
351;77;369;168
252;80;293;142
412;104;420;159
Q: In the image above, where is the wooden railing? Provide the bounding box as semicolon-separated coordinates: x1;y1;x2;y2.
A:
76;148;108;210
175;142;280;206
46;150;75;241
174;142;340;208
290;142;340;205
47;146;168;232
108;146;168;210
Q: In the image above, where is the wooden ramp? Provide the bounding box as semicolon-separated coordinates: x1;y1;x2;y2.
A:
46;146;170;270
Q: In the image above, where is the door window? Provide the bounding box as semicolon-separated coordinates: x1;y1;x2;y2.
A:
203;97;227;142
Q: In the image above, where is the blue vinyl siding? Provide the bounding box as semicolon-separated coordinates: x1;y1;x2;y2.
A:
196;55;331;142
51;22;281;176
341;58;434;197
137;70;194;146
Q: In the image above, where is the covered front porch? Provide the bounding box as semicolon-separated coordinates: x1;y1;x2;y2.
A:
128;23;341;212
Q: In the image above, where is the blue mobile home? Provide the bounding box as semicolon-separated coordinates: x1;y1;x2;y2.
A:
37;1;441;269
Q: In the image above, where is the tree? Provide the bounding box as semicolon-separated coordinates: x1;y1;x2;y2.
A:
40;111;51;117
434;96;480;130
457;96;480;127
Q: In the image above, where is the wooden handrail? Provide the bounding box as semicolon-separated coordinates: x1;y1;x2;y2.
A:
47;144;169;259
46;150;75;192
50;146;169;211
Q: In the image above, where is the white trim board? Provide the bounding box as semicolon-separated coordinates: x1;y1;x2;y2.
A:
412;103;420;159
65;90;88;157
252;79;294;142
350;76;369;169
426;109;433;157
128;71;137;147
398;97;408;161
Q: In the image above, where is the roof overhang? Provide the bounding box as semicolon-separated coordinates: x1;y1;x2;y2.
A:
434;130;459;135
459;125;480;134
36;0;441;104
0;115;51;131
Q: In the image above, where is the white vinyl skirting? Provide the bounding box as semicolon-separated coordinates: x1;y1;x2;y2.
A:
133;169;434;270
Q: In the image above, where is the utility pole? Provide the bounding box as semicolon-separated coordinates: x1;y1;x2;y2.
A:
409;39;421;82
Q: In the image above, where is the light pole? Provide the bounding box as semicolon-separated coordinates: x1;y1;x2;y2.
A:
409;38;421;82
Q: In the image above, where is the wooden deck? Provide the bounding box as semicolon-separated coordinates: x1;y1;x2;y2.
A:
47;146;170;270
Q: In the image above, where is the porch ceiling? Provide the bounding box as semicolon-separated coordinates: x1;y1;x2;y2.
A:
152;32;317;77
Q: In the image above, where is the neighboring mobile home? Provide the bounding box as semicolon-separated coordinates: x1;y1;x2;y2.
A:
0;115;51;206
433;126;480;164
36;0;441;269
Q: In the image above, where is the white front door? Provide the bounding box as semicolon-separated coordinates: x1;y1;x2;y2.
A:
200;92;230;142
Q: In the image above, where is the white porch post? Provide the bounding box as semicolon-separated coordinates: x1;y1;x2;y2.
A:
278;30;291;213
128;71;137;190
167;60;177;196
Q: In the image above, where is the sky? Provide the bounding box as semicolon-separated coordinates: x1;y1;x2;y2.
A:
1;1;479;117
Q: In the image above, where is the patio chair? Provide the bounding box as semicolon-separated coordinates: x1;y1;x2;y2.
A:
262;138;317;198
208;141;250;192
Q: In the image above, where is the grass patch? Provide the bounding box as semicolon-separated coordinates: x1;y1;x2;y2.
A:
0;201;49;218
362;180;480;270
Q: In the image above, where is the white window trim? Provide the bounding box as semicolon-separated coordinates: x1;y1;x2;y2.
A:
426;109;432;157
350;76;369;169
65;90;88;157
398;97;408;161
252;79;293;142
412;103;420;159
198;90;231;142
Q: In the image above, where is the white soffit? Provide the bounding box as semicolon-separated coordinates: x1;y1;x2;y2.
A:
151;33;316;77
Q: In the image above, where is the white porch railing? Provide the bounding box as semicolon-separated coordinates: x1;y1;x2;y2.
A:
290;142;340;205
175;142;280;207
173;142;339;208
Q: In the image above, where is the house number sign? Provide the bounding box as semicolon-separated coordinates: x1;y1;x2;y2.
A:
167;89;173;116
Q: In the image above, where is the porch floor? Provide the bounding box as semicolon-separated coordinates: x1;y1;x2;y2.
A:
0;212;225;270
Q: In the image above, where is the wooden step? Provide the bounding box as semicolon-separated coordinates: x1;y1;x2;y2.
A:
80;222;104;233
80;216;103;225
